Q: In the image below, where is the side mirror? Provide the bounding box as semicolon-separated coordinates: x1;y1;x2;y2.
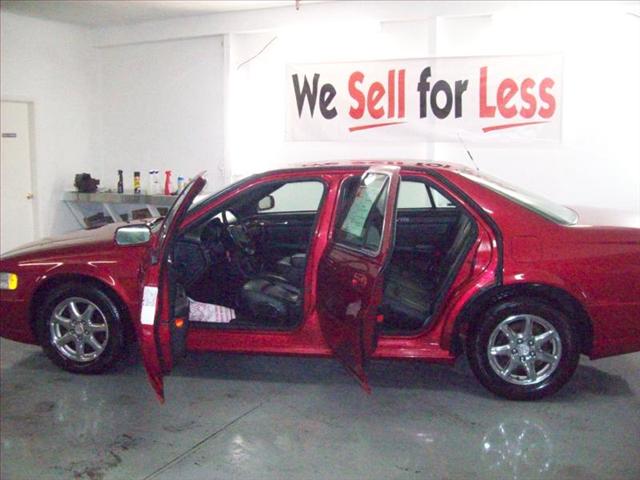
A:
257;195;275;212
115;225;151;246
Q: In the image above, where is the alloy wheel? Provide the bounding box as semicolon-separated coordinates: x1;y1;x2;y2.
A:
487;314;562;386
49;297;110;363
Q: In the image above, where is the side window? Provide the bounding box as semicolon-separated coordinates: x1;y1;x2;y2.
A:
397;181;429;209
260;181;324;213
335;172;390;253
430;187;456;208
397;179;457;210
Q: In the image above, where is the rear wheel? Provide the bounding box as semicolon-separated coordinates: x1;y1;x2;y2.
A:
37;283;125;374
467;298;580;400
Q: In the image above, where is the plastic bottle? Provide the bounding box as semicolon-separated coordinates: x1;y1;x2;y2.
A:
117;170;124;194
133;171;141;194
153;170;160;195
177;176;185;192
164;170;172;195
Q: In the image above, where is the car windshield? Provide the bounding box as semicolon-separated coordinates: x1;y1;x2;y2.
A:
459;170;578;225
187;174;258;213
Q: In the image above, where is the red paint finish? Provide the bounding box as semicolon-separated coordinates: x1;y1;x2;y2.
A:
316;165;401;391
139;175;206;402
1;161;639;398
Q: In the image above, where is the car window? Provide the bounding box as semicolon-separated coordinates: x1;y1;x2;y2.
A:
398;179;457;209
398;181;429;208
460;170;578;225
430;187;456;208
260;181;324;213
335;172;390;253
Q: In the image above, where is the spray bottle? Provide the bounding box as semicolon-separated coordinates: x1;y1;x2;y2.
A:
164;170;172;195
133;171;141;194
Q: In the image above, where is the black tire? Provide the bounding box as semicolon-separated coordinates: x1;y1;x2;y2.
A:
466;298;580;400
36;282;126;374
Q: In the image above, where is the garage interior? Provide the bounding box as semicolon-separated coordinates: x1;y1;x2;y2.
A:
1;1;639;479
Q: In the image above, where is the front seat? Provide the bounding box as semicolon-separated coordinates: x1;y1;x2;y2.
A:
275;253;307;285
240;275;302;327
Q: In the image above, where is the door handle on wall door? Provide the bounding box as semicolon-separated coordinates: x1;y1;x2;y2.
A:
26;193;34;200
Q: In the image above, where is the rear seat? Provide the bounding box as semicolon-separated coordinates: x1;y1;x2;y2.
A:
381;215;475;330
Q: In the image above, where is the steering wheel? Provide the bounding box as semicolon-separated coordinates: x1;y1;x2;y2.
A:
227;224;257;256
200;218;225;257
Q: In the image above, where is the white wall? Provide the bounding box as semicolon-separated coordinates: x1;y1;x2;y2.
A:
97;0;638;212
1;12;97;236
432;3;640;212
97;36;226;192
224;2;640;211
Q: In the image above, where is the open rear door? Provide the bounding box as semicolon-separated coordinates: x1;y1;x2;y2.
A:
316;166;400;392
139;173;206;402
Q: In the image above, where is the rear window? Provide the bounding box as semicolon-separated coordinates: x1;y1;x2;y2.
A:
460;171;578;225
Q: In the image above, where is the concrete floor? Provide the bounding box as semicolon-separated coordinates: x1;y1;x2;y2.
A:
1;338;639;480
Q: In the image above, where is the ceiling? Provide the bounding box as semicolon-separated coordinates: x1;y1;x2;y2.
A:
0;0;312;27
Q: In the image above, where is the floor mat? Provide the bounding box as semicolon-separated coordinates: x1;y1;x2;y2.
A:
189;298;236;323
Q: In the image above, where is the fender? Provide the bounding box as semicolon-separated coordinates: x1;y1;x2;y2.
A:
502;269;590;309
26;254;145;341
448;278;595;356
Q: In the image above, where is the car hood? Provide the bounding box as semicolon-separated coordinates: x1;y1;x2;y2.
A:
0;221;154;260
569;205;640;229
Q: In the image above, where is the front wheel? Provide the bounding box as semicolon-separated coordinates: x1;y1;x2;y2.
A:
467;298;580;400
37;283;125;374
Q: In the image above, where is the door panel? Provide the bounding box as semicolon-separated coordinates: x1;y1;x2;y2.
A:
139;174;206;402
251;212;317;264
316;166;400;391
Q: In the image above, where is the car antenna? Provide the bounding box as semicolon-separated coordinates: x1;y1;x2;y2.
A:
457;132;480;172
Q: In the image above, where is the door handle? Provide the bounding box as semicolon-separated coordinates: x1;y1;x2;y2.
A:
26;193;34;200
351;272;368;289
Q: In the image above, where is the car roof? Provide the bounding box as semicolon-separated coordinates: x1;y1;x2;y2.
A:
266;160;474;175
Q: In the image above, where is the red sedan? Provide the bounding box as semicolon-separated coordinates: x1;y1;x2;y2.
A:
1;162;639;401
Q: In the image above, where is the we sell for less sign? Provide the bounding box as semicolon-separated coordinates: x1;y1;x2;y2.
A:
286;54;562;143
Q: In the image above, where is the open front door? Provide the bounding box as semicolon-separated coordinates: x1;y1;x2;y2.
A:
317;166;400;392
139;174;206;402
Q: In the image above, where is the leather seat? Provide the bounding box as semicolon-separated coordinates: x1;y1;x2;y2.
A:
275;253;307;285
381;265;434;329
381;215;475;330
240;275;302;326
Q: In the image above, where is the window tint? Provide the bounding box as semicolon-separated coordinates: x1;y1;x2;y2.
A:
398;181;429;208
335;173;390;253
397;179;457;209
460;171;578;225
430;187;456;208
261;181;324;213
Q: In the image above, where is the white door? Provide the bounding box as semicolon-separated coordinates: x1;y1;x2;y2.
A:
1;101;35;254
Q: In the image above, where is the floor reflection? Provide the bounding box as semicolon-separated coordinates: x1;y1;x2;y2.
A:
481;418;553;480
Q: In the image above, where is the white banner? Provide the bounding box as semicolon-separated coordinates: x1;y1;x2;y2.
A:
286;54;562;143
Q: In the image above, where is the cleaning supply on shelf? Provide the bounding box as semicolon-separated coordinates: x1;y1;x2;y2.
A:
133;171;141;194
117;170;124;194
164;170;172;195
147;170;154;194
153;170;160;194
